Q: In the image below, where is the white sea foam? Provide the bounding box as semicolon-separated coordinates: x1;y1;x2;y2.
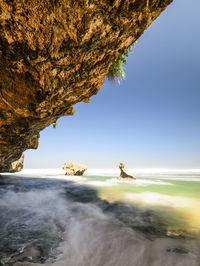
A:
109;178;172;186
4;168;200;179
3;168;200;183
124;192;192;207
11;168;65;176
86;181;117;187
86;168;200;175
1;187;196;266
86;168;200;181
1;172;199;266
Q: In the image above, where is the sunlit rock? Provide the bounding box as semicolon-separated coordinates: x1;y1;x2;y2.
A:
0;0;173;171
9;154;24;173
118;163;136;180
63;162;87;176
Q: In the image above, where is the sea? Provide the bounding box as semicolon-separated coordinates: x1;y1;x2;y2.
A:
0;168;200;266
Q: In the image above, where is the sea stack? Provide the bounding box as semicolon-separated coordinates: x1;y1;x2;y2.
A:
118;163;136;180
62;162;87;176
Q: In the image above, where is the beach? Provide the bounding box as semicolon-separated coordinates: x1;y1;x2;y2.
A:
0;169;200;265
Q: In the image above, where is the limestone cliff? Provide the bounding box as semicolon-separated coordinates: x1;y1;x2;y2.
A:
0;0;173;172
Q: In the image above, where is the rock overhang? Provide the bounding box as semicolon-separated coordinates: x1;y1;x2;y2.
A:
0;0;173;172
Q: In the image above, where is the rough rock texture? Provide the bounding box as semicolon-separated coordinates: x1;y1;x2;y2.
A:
63;162;87;176
0;0;173;172
118;163;136;180
9;153;24;173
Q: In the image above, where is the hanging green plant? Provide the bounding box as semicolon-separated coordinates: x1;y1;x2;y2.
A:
107;42;137;83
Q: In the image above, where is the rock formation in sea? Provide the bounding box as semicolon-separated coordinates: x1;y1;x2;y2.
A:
63;162;87;176
0;0;173;172
118;163;136;180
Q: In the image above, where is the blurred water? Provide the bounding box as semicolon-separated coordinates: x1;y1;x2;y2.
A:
0;171;200;266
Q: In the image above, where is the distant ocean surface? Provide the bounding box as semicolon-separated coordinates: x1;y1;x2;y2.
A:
11;167;200;178
1;168;200;265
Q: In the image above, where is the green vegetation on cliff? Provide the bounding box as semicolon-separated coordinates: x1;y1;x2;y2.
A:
107;42;137;83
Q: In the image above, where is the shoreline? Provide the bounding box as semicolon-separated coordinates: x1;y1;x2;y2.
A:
0;174;200;265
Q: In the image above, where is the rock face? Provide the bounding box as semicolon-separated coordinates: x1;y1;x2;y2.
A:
0;153;24;173
63;162;87;176
0;0;173;172
1;153;24;173
9;154;24;173
118;163;136;180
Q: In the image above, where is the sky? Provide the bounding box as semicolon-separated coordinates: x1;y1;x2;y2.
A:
25;0;200;169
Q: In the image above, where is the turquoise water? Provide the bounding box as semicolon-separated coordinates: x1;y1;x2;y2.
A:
85;175;200;200
80;174;200;237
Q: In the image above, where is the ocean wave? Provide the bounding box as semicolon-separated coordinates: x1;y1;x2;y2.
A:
86;168;200;176
3;168;200;181
109;178;173;186
124;192;193;207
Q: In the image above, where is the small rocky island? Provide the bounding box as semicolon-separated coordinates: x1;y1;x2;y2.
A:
118;163;136;180
62;162;87;176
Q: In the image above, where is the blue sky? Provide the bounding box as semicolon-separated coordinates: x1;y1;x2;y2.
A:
25;0;200;169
